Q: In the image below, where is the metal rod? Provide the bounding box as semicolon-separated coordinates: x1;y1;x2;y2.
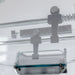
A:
0;14;75;28
0;18;47;28
0;35;75;45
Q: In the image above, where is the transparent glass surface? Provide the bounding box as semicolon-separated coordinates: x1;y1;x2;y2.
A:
0;0;75;75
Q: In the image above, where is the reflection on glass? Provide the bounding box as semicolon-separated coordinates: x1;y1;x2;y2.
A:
0;37;8;63
0;55;6;63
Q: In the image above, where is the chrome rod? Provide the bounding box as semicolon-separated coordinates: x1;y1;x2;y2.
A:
0;18;47;28
0;14;75;28
0;35;75;45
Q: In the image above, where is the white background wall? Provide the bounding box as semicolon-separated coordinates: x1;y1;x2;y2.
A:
0;0;75;75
